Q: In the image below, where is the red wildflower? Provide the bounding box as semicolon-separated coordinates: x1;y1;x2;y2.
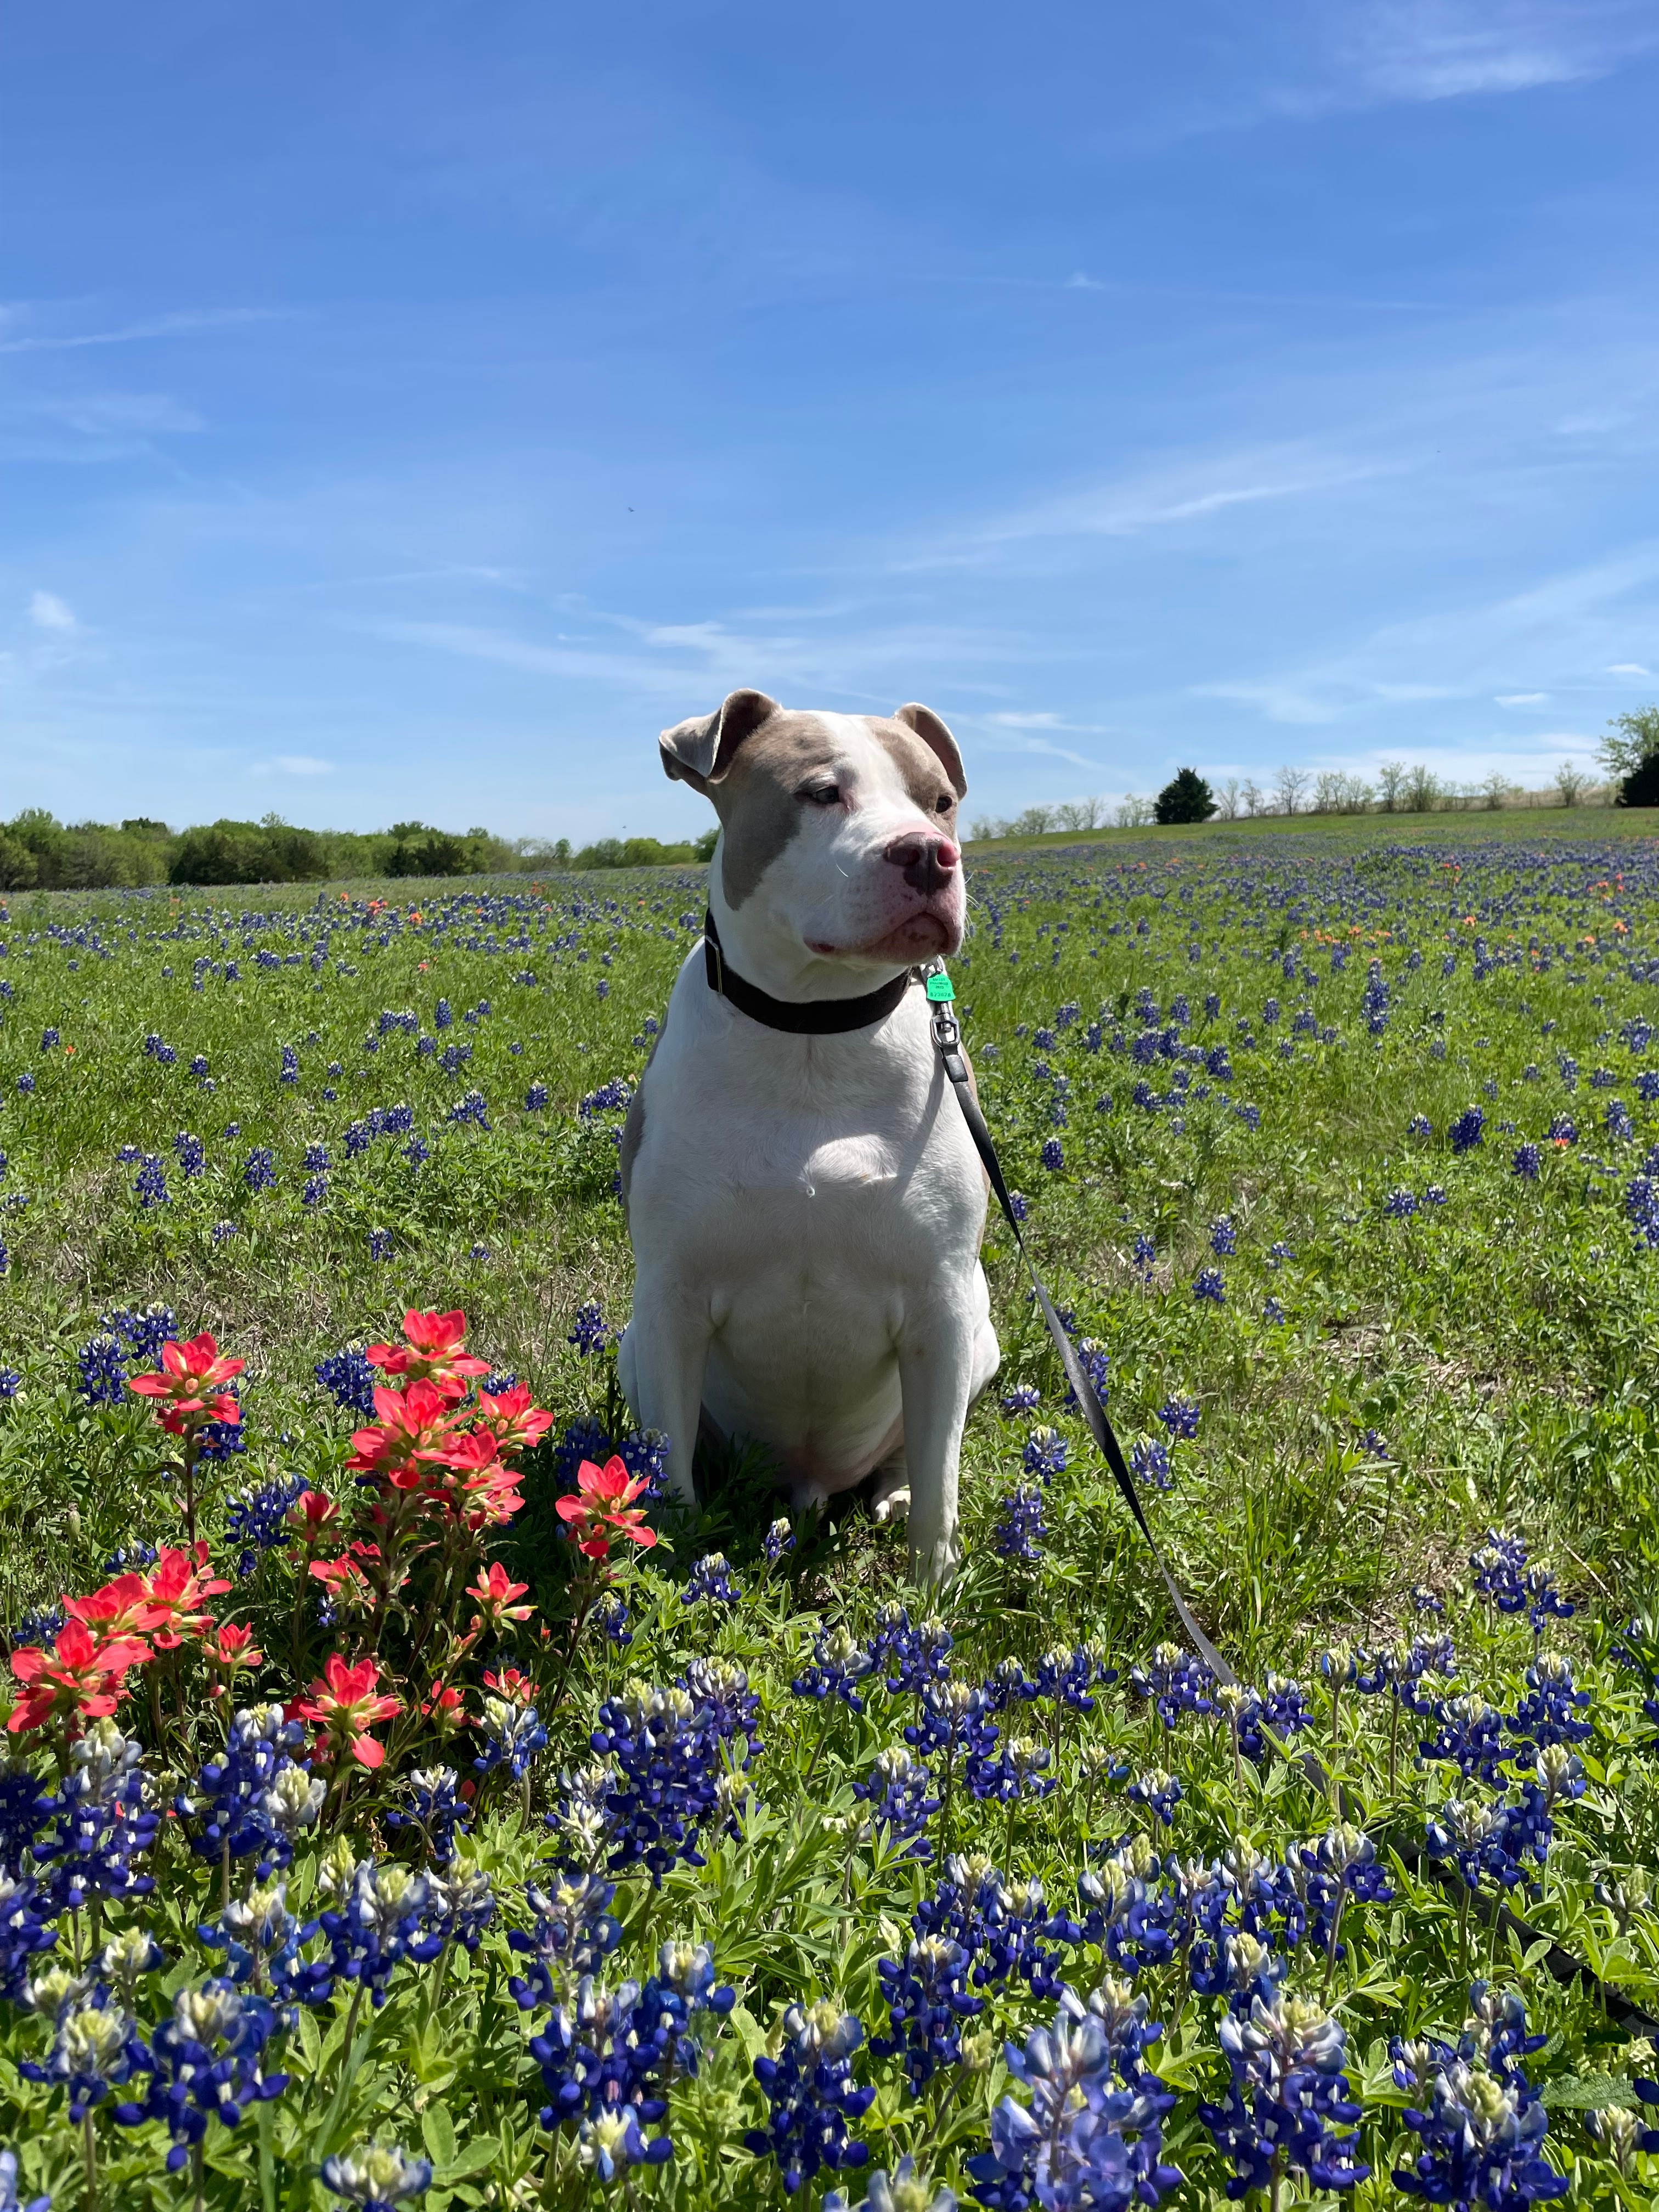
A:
307;1545;380;1611
142;1546;232;1651
364;1310;489;1403
465;1562;534;1632
482;1665;535;1705
419;1683;466;1734
472;1382;555;1459
127;1333;245;1427
285;1489;341;1548
345;1379;458;1486
204;1622;263;1681
291;1652;400;1769
7;1619;151;1735
64;1574;168;1641
555;1455;658;1560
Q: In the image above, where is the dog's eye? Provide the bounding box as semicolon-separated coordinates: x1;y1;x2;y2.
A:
801;785;840;808
934;793;953;814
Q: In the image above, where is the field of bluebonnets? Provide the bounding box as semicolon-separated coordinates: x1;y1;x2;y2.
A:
2;820;1659;2210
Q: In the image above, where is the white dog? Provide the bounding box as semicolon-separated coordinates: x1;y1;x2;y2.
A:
617;688;999;1583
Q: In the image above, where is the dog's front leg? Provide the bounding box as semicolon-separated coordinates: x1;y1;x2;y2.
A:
621;1289;712;1508
897;1303;976;1588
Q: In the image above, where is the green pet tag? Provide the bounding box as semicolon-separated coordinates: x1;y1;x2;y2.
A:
924;972;956;1003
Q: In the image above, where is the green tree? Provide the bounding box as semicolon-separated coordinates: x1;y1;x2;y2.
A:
1153;768;1217;825
1602;706;1659;805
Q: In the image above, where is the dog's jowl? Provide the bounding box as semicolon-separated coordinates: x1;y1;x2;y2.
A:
617;689;999;1584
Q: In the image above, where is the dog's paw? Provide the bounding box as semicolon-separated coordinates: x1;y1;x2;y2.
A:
871;1486;911;1525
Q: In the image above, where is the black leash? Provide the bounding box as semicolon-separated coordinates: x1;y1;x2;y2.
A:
700;918;1659;2031
920;967;1238;1688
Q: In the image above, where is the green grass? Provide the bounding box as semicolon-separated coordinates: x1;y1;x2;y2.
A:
2;834;1659;2207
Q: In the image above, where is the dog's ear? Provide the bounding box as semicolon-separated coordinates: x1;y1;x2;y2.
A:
659;689;780;791
893;702;967;799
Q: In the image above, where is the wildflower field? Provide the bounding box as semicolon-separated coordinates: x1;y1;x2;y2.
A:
2;823;1659;2211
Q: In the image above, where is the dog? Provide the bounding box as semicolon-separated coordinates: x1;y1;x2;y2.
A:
617;687;999;1584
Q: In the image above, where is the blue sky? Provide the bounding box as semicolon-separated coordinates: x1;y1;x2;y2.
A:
4;1;1658;840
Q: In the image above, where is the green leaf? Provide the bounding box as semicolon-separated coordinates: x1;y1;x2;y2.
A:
422;2102;459;2169
1541;2072;1636;2112
435;2136;500;2184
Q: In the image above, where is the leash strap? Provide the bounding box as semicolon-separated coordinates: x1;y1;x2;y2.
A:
923;968;1237;1687
704;909;914;1036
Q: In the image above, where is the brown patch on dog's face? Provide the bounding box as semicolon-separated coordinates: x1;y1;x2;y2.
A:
715;712;843;909
869;721;961;838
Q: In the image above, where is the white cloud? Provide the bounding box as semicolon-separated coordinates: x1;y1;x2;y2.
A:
1496;691;1548;704
1609;662;1651;676
0;307;288;357
270;754;335;775
36;392;204;437
1064;273;1104;291
29;590;76;633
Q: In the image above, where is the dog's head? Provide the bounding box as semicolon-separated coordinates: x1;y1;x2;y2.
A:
659;690;967;967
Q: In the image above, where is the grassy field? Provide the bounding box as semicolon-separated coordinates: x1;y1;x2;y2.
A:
1;826;1658;2208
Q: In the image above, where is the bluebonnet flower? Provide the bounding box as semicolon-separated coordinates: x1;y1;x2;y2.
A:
525;1082;549;1110
1210;1217;1237;1256
1449;1107;1485;1154
969;1735;1053;1808
381;1766;472;1869
1129;1644;1214;1728
567;1300;611;1356
1064;1338;1110;1411
994;1486;1045;1562
1131;1437;1172;1490
0;1370;18;1398
506;1873;623;2006
171;1130;205;1179
1547;1113;1577;1145
1193;1266;1226;1304
1128;1768;1182;1827
1408;1114;1432;1137
1035;1645;1108;1712
473;1696;548;1783
368;1229;392;1263
793;1628;876;1713
225;1471;306;1576
1001;1385;1041;1415
763;1517;795;1565
1606;1098;1635;1141
302;1174;328;1208
32;1722;159;1912
747;1999;876;2195
968;1988;1181;2212
176;1705;323;1879
1006;1189;1030;1222
279;1046;298;1085
588;1672;753;1882
318;1858;444;2008
320;2141;434;2209
682;1553;741;1609
132;1154;168;1207
1424;1183;1448;1206
1510;1655;1591;1751
1391;1985;1564;2208
597;1593;633;1646
1040;1138;1064;1172
1200;1991;1368;2197
868;1607;953;1695
1157;1397;1199;1440
14;1076;33;1097
1023;1426;1068;1480
0;1869;58;2001
211;1220;238;1244
112;1979;287;2166
1383;1187;1418;1218
22;1995;146;2124
870;1938;983;2091
314;1345;376;1414
241;1148;276;1193
76;1333;127;1405
853;1747;940;1858
445;1087;489;1127
1132;1232;1155;1282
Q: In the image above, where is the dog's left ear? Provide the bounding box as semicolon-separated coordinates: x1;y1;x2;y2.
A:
893;702;967;799
659;689;780;792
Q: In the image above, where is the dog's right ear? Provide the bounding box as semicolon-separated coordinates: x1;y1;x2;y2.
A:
659;689;780;791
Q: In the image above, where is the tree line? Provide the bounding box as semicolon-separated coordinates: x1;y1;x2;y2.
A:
968;708;1659;839
0;812;718;891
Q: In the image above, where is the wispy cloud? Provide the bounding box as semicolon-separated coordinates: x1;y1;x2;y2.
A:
1496;691;1548;704
1609;662;1651;676
268;754;335;776
29;590;76;633
33;392;204;437
0;307;288;356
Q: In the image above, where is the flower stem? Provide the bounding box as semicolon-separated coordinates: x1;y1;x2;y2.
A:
81;2111;98;2212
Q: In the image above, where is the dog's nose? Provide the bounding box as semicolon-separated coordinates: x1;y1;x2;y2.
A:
883;832;960;893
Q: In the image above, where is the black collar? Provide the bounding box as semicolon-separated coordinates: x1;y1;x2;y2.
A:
703;907;915;1035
